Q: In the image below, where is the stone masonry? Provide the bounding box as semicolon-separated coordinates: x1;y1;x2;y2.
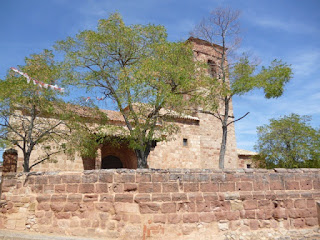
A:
0;168;319;239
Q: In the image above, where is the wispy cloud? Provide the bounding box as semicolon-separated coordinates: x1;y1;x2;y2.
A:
252;17;318;34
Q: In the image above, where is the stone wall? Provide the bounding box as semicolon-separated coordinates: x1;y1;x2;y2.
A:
0;169;319;239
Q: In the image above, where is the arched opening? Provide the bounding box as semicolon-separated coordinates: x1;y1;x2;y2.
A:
101;155;123;169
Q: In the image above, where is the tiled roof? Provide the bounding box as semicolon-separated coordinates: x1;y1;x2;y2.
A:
237;149;258;156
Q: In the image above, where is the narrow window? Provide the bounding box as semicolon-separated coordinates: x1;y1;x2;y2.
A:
183;138;188;147
207;60;217;78
246;164;251;169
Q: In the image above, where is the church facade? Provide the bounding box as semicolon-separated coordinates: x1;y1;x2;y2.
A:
12;38;250;172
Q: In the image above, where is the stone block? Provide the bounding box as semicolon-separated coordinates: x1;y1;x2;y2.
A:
115;194;133;203
270;181;285;190
236;182;253;191
184;183;199;192
139;203;160;214
152;173;168;182
153;214;166;223
66;184;79;193
134;194;151;203
285;181;300;190
249;219;260;230
294;199;306;209
95;202;113;212
161;203;176;213
124;183;138;192
51;194;67;202
64;202;79;212
79;184;95;193
36;195;51;203
82;173;98;183
167;213;181;224
114;174;135;183
100;194;114;202
162;183;179;192
200;183;219;192
67;194;82;202
152;193;171;202
136;173;151;182
199;212;215;223
95;183;109;193
172;193;188;202
83;194;98;202
55;184;66;193
219;182;235;192
99;172;113;183
139;183;161;193
183;213;199;223
62;175;81;184
243;200;257;210
196;201;211;212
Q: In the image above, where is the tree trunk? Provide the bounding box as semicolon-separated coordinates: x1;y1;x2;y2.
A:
23;152;31;172
219;124;228;169
135;148;149;168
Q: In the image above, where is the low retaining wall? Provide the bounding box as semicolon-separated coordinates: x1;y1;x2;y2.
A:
0;169;319;239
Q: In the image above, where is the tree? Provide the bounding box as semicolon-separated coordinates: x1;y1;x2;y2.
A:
55;13;203;168
0;50;68;172
254;114;320;168
191;7;293;168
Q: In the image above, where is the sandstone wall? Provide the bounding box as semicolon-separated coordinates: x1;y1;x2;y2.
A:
1;169;319;239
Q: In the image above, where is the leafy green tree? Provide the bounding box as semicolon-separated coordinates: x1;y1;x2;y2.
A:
191;7;293;168
0;50;69;172
55;13;204;168
254;114;320;168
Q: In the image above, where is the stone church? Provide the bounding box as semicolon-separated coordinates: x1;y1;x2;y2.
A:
8;37;255;173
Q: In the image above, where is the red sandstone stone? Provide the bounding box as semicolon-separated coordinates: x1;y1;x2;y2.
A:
50;203;64;212
270;181;285;190
313;180;320;189
64;202;79;212
36;195;51;203
177;202;196;212
48;176;61;184
215;212;226;221
196;202;211;212
240;210;255;219
162;183;179;192
161;203;176;213
37;202;51;211
183;213;199;223
153;214;166;223
258;200;274;209
134;194;151;203
294;199;306;209
199;212;215;223
95;183;109;193
114;174;135;183
51;195;67;202
272;207;287;219
124;183;137;192
152;193;171;202
305;217;318;226
79;184;95;193
62;175;81;184
285;181;300;190
152;173;169;182
220;182;235;192
95;202;113;212
243;200;257;210
112;183;124;193
136;173;151;182
115;194;133;203
236;182;253;191
139;203;160;214
300;180;312;190
83;194;98;202
67;194;82;202
98;172;113;183
253;181;269;191
129;214;141;223
167;214;181;224
292;218;305;228
55;184;66;193
171;193;187;202
66;184;79;193
187;193;203;201
249;219;260;230
138;183;161;193
203;193;218;201
200;183;219;192
82;173;98;183
307;199;315;208
184;183;199;192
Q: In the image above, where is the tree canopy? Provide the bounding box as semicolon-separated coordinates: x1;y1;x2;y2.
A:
254;113;320;168
191;7;293;168
55;13;205;168
0;50;68;172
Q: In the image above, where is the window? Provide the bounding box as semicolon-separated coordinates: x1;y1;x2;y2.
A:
207;60;217;78
246;164;251;169
183;138;188;147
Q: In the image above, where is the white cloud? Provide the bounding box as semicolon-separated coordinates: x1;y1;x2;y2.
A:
252;17;318;35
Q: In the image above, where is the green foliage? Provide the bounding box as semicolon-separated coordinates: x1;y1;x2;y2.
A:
254;114;320;168
0;50;68;172
230;57;292;98
55;13;203;167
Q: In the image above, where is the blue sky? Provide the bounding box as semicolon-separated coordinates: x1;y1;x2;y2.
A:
0;0;319;160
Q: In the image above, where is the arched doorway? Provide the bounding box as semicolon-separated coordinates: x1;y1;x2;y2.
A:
101;155;123;169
